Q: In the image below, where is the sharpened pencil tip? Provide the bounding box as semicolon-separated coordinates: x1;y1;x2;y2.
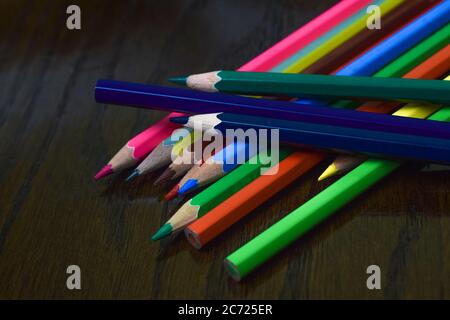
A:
152;223;173;241
126;169;140;182
178;179;198;195
164;185;179;200
170;116;189;125
318;163;338;181
94;164;113;180
168;76;188;85
154;168;175;186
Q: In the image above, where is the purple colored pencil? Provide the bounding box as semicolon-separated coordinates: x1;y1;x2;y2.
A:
95;80;450;140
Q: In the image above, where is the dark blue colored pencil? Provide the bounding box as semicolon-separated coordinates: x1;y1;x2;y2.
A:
170;113;450;165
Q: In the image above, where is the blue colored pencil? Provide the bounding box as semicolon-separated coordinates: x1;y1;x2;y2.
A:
177;141;257;196
171;112;450;165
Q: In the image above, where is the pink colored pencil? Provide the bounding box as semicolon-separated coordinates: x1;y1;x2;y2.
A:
95;0;369;179
239;0;372;72
94;113;183;180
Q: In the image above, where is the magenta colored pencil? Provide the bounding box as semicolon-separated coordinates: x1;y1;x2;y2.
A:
95;0;368;179
94;113;182;180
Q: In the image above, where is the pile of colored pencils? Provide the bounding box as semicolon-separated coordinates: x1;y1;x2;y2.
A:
94;1;450;281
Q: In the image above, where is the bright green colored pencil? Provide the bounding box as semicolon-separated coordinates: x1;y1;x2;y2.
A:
224;77;450;281
151;149;291;240
170;71;450;105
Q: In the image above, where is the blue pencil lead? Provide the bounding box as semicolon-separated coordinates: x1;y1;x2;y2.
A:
178;179;198;195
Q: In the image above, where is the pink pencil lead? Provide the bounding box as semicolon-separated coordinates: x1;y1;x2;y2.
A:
94;164;113;180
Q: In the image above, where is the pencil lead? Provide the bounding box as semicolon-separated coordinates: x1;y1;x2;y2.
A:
165;185;179;200
154;168;175;186
318;163;338;181
168;76;188;86
178;179;198;195
152;223;173;241
126;169;140;182
170;116;189;125
94;164;113;180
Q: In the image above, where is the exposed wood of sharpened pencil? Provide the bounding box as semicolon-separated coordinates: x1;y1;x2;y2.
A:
171;70;450;105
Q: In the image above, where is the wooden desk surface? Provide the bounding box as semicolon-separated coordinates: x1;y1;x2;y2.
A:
0;0;449;299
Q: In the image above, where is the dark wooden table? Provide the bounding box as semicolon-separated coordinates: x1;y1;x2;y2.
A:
0;0;449;299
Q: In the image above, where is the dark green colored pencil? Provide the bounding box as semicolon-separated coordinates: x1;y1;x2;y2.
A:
170;70;450;104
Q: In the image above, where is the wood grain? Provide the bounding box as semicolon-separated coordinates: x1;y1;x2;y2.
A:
0;0;449;299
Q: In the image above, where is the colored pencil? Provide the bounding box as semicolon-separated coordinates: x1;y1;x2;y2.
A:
95;0;366;180
318;155;365;181
154;136;209;186
319;44;450;180
224;74;450;282
95;81;450;140
173;141;258;198
240;0;373;72
302;0;440;75
172;112;450;165
152;149;292;240
125;127;193;181
164;164;201;200
93;113;182;180
282;0;405;73
184;150;324;248
163;137;223;198
155;155;196;186
183;40;450;249
153;130;203;184
171;71;450;104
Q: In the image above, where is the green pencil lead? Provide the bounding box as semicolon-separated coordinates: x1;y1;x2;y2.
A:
151;223;173;241
168;76;188;86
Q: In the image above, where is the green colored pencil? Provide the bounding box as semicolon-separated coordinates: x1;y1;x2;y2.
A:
151;149;291;240
224;79;450;281
170;70;450;105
